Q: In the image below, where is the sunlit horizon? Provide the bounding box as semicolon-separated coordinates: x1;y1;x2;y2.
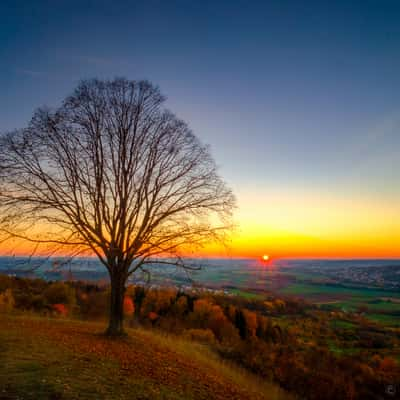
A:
1;1;400;260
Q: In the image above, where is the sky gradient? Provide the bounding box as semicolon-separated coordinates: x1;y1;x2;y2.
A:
1;0;400;258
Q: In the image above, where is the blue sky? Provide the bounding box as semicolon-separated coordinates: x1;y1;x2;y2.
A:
1;0;400;256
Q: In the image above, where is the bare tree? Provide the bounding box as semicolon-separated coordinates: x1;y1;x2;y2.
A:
0;78;235;335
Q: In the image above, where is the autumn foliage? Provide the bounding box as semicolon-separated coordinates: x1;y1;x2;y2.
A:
123;296;135;317
0;274;399;400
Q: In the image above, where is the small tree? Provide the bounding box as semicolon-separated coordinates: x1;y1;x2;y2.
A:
0;78;235;335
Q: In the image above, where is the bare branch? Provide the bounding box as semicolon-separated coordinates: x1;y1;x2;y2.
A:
0;78;235;335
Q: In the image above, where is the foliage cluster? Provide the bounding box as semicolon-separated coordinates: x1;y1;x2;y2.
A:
1;274;399;400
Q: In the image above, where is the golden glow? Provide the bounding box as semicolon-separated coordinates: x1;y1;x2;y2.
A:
202;187;400;259
2;186;400;259
262;255;270;261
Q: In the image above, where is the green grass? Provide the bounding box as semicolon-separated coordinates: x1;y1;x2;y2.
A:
229;289;263;299
364;300;400;311
330;319;357;329
281;282;400;326
282;282;400;299
326;339;360;356
365;313;400;327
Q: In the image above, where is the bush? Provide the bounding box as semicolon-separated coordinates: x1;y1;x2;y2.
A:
78;290;108;319
43;282;76;306
30;294;47;311
52;303;68;316
123;296;135;316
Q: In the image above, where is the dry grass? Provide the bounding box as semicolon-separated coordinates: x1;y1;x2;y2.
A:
0;313;293;400
135;327;292;400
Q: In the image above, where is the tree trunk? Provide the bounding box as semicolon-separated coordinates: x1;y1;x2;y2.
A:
106;272;126;336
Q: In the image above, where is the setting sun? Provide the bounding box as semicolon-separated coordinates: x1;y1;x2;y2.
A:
262;254;270;261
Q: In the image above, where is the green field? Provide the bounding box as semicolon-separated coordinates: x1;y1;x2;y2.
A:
280;281;400;327
281;282;400;298
229;288;263;299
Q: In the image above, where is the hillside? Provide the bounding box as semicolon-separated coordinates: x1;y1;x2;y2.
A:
0;314;291;400
1;276;399;399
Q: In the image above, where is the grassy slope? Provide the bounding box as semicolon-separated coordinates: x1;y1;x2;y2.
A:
0;314;292;400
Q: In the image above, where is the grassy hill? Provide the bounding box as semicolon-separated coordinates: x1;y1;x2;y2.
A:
0;314;292;400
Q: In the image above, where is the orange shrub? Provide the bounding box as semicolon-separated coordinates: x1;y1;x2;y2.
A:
140;288;177;316
52;303;68;316
242;309;258;338
123;296;135;316
227;304;237;322
148;311;159;322
380;356;397;372
192;298;214;319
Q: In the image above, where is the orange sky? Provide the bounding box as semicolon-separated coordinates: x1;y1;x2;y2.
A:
204;187;400;259
1;187;400;259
